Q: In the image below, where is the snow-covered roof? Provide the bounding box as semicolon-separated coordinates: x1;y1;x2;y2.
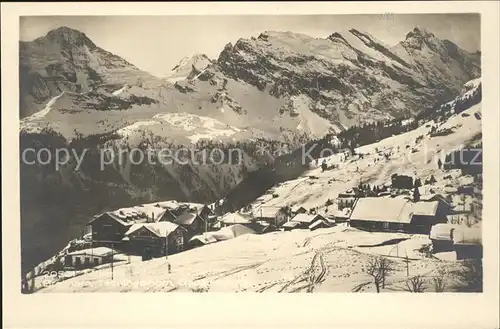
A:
220;212;252;225
308;220;328;230
332;208;351;218
254;206;284;218
291;213;325;224
154;200;184;210
189;234;218;245
350;198;442;223
133;204;167;221
88;212;134;226
124;222;182;238
411;201;439;217
430;223;458;241
282;221;300;228
211;224;256;241
174;212;201;226
182;202;206;210
67;247;116;258
350;198;411;223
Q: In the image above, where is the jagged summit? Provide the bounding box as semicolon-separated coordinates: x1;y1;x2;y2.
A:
41;26;97;48
406;26;436;39
165;52;213;83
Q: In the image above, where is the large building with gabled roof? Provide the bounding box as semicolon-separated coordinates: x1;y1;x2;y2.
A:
349;197;448;234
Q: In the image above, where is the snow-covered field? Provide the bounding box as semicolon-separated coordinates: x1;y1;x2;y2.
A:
153;112;244;143
39;226;464;293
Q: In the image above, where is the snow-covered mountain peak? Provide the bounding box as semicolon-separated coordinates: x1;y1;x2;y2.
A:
165;52;213;83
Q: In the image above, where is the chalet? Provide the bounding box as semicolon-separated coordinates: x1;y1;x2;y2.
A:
332;208;351;223
282;221;301;231
193;204;217;228
174;212;206;237
86;212;136;246
287;213;327;230
156;202;215;226
429;223;458;252
420;194;452;212
452;226;482;260
247;220;276;234
211;224;256;241
337;190;357;209
134;203;168;222
157;208;180;222
308;219;332;231
188;234;218;249
411;200;449;234
122;222;186;258
349;197;448;234
64;247;116;269
255;206;289;227
291;205;307;216
219;212;252;227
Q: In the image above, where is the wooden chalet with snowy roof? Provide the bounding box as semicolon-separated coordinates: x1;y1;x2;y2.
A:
349;197;448;234
282;213;328;231
173;212;206;238
86;212;137;246
254;206;289;227
122;222;186;258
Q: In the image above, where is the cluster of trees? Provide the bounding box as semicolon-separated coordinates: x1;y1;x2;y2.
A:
335;116;421;152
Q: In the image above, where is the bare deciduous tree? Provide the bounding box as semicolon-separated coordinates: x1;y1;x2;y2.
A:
404;275;426;293
365;257;393;292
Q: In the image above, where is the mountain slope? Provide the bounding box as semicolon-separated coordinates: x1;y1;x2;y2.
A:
164;53;213;83
245;78;482;215
19;26;162;118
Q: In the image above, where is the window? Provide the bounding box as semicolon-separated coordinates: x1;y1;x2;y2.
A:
383;222;389;229
94;258;99;266
85;257;90;265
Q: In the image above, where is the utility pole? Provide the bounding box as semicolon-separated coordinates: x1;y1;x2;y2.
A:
111;244;114;280
165;235;171;274
403;254;410;277
91;239;93;267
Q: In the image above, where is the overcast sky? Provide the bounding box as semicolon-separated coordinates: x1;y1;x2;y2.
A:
20;14;480;77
